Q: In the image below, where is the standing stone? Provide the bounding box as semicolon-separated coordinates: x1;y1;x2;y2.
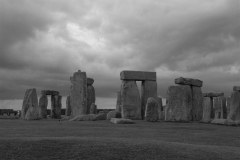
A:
175;77;203;87
21;88;39;119
145;97;158;122
51;95;62;119
165;85;192;122
227;91;240;125
116;90;121;113
158;97;164;120
211;96;228;125
65;96;71;116
192;86;203;121
70;70;87;116
226;96;230;118
86;85;95;114
90;103;97;114
141;80;157;119
200;97;214;123
25;105;40;120
39;94;48;118
233;86;240;92
121;80;141;120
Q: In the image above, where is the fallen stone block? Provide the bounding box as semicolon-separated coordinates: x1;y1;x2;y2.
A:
233;86;240;92
69;114;95;121
110;118;135;124
145;97;158;122
120;70;156;81
107;110;121;120
203;92;224;97
93;113;107;120
211;119;228;125
175;77;203;87
165;85;192;122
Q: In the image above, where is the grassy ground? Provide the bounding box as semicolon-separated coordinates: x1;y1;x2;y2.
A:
0;119;240;160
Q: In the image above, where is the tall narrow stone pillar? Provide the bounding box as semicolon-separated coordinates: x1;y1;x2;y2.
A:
200;97;214;123
192;86;203;121
70;70;87;116
120;80;141;120
51;95;62;119
157;97;164;120
65;96;71;116
86;78;95;114
227;91;240;125
116;90;121;113
141;80;157;119
90;103;97;114
39;94;48;118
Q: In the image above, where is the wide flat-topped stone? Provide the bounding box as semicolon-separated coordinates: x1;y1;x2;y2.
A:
175;77;203;87
203;92;224;97
110;118;135;124
41;90;59;95
120;70;156;81
87;78;94;85
233;86;240;92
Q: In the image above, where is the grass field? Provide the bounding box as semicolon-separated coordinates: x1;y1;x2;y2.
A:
0;119;240;160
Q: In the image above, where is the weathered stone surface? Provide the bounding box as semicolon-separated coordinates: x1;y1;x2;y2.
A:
202;92;224;97
65;96;71;116
200;97;214;123
41;90;59;96
192;87;203;121
107;110;121;120
110;118;135;124
211;119;228;125
226;91;240;125
89;103;97;114
226;96;230;118
21;88;39;119
213;96;227;119
121;80;142;120
70;70;87;116
175;77;203;87
25;106;40;120
87;78;94;85
69;114;95;121
165;85;192;122
120;70;156;81
141;81;157;119
94;113;107;120
233;86;240;92
51;95;62;119
116;90;121;113
145;97;158;122
86;85;95;114
158;97;164;120
39;95;48;118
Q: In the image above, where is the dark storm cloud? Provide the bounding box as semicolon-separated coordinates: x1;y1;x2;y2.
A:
0;0;239;110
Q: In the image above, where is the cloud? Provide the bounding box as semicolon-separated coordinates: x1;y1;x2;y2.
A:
0;0;239;110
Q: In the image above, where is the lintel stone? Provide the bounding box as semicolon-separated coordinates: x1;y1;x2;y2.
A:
203;92;224;97
41;90;59;96
175;77;203;87
120;70;156;81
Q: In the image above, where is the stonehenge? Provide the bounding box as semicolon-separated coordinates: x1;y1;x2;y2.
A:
87;78;95;114
165;77;203;122
145;97;158;122
51;95;62;119
118;70;158;120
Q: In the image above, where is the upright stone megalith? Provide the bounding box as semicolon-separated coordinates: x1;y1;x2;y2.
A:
21;88;39;120
211;96;227;125
200;97;214;123
90;103;97;114
145;97;158;122
116;90;121;113
51;95;62;119
70;70;87;116
227;91;240;125
86;78;95;114
158;97;164;120
120;80;142;120
165;85;192;122
192;86;203;121
39;94;48;118
65;96;71;116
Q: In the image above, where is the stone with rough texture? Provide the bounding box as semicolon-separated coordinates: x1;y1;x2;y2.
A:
175;77;203;87
107;110;121;120
87;78;94;85
141;81;157;119
120;80;142;120
226;96;230;118
203;92;224;97
21;88;39;119
165;85;192;122
120;70;156;81
213;96;227;119
145;97;158;122
200;97;214;123
89;103;97;114
69;113;107;121
86;85;95;114
39;95;48;118
51;95;62;119
70;70;87;116
65;96;71;116
211;119;228;125
233;86;240;92
41;90;59;96
158;97;164;120
25;105;40;120
94;113;107;120
116;90;121;113
110;118;135;124
226;91;240;125
192;86;203;121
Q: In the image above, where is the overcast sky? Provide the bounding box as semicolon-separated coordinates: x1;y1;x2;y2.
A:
0;0;239;110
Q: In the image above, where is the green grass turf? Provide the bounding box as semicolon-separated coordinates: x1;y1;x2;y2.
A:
0;119;240;160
